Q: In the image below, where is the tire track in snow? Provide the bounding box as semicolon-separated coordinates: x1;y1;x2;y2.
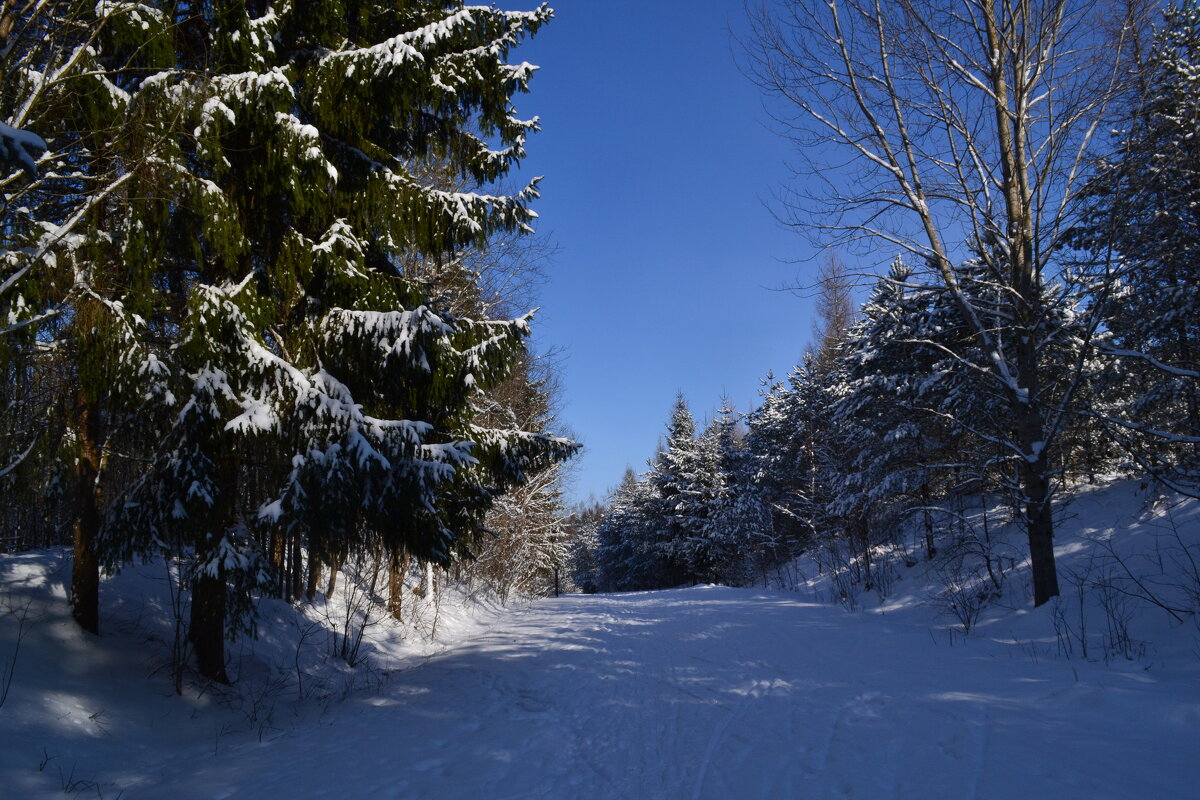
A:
968;712;992;800
689;679;754;800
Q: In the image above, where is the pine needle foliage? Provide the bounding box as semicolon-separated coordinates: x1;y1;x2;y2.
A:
14;0;580;680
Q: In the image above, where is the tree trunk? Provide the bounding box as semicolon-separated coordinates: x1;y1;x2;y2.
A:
71;389;101;635
1014;343;1059;606
1021;454;1059;606
1012;257;1060;606
305;551;321;603
290;534;303;601
921;482;935;560
271;532;286;598
189;571;229;684
388;550;405;621
189;461;236;684
327;556;341;597
986;0;1060;608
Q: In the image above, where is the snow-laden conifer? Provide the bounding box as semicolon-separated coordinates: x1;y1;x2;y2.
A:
829;259;962;558
66;0;576;682
691;397;773;584
1077;0;1200;494
645;393;705;582
593;469;661;592
745;357;839;555
0;0;177;632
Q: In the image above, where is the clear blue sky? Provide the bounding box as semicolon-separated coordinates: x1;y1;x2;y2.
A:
510;1;821;504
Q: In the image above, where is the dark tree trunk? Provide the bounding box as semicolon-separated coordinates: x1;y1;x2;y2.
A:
71;389;101;635
921;482;936;560
1022;459;1059;606
189;571;229;683
189;460;236;684
290;534;303;601
1014;331;1060;607
271;532;286;598
327;556;341;597
305;551;321;603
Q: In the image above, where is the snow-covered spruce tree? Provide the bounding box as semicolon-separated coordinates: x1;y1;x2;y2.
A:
386;194;574;602
830;250;1094;588
1075;0;1200;493
0;0;168;631
745;252;857;568
830;259;970;560
597;395;772;590
745;374;802;554
91;1;573;684
565;499;604;593
645;393;709;585
671;406;726;584
692;397;773;585
745;357;839;560
593;468;661;592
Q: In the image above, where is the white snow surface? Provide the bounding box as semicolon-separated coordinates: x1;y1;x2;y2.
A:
1;479;1199;799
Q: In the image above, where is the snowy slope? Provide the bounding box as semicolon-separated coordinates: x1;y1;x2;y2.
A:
1;479;1198;799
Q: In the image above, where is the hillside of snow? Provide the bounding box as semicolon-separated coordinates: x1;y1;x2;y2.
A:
1;478;1198;799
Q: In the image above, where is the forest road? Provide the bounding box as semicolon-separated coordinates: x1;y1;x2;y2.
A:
143;586;1198;800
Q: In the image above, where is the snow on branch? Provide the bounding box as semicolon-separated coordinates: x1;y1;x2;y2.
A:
0;122;46;178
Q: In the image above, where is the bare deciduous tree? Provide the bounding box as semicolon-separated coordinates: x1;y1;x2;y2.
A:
811;251;858;372
746;0;1139;605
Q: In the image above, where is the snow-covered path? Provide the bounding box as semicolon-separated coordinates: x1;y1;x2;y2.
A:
133;586;1197;800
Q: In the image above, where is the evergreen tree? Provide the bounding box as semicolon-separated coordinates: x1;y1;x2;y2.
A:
593;395;729;592
565;499;604;594
646;393;706;585
694;397;773;585
1;0;164;632
831;260;963;559
746;251;861;566
593;468;660;592
829;251;1092;576
54;0;576;683
745;357;838;556
1078;0;1200;493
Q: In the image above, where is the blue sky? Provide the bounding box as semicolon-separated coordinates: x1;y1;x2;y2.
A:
510;1;821;503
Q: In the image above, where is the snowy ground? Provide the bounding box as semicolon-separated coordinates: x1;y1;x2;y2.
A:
2;479;1199;799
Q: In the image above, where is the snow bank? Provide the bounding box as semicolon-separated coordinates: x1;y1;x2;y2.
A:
771;478;1200;675
0;551;512;798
